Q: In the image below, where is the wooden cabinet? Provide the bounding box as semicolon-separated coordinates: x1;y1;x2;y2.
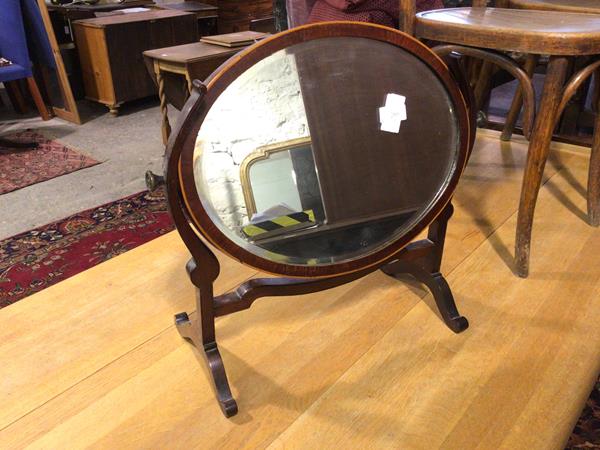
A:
216;0;273;33
73;10;198;114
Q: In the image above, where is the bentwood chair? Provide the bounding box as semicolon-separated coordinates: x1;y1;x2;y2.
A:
502;0;600;141
398;1;600;277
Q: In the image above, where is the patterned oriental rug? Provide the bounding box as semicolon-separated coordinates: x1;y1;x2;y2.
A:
567;379;600;449
0;188;173;308
0;131;100;195
0;186;597;446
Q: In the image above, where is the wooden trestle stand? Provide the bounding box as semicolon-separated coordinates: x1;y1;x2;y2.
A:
164;23;474;418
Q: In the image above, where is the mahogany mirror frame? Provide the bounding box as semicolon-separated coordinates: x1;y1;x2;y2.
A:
165;22;473;417
174;21;471;278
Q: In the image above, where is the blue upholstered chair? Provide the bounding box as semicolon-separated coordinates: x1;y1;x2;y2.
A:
0;0;51;121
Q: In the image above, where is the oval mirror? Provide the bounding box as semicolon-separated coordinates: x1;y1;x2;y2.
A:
177;23;469;277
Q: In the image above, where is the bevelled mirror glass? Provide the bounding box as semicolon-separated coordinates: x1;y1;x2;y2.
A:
192;36;460;267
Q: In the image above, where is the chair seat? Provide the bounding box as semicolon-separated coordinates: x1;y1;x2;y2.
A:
0;63;29;83
416;7;600;55
508;0;600;14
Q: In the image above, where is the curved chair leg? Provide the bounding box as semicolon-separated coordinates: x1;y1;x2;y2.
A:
433;45;536;140
552;60;600;227
502;54;539;142
589;97;600;227
516;56;570;278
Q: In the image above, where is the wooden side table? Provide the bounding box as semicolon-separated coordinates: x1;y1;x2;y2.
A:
143;41;246;144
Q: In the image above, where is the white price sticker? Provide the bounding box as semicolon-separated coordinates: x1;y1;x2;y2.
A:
379;93;407;134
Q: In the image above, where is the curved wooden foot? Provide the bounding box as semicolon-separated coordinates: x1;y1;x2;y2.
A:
422;272;469;334
175;312;238;418
382;262;468;334
145;170;165;191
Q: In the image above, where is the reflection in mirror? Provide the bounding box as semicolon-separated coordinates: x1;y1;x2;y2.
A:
194;48;309;232
240;137;325;242
193;37;459;267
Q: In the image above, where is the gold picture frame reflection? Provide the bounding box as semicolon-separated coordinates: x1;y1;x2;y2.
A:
240;136;313;218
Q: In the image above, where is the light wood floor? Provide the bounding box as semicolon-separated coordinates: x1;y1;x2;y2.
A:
1;130;599;449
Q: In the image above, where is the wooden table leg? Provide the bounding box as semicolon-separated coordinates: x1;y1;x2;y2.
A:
502;54;539;142
588;68;600;227
515;56;570;278
155;63;171;146
185;73;194;96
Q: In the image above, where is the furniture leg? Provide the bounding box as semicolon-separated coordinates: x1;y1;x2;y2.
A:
175;259;238;418
440;52;477;155
588;70;600;226
145;170;165;191
558;58;586;137
383;261;468;333
381;203;469;334
5;80;27;114
185;74;194;95
501;54;538;142
515;56;570;278
26;76;52;121
156;66;171;145
108;104;120;116
593;70;600;114
433;46;536;140
474;60;494;115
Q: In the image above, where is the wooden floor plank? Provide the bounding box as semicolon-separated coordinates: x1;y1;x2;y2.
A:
0;131;597;449
267;140;600;450
0;233;258;429
0;130;531;431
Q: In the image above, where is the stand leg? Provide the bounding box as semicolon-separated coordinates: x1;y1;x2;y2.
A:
175;260;238;418
382;261;468;333
381;203;468;334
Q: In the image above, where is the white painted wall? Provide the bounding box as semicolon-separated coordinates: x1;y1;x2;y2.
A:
193;49;309;233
